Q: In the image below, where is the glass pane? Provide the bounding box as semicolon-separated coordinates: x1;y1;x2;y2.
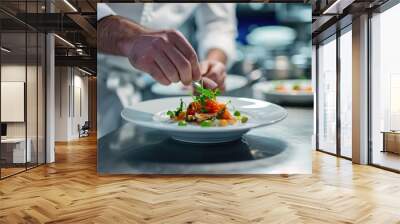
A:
371;4;400;171
27;31;38;169
1;30;27;177
38;32;45;165
26;0;40;169
340;29;352;158
317;37;337;154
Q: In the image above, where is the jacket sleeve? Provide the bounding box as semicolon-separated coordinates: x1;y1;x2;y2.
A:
195;3;237;68
97;3;116;21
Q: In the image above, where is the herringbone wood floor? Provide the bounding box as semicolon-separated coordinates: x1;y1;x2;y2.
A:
1;134;400;224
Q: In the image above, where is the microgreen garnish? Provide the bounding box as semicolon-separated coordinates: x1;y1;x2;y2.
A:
175;99;185;116
193;84;220;105
166;110;174;118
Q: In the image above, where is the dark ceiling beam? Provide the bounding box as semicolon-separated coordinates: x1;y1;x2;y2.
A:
312;15;335;34
55;55;96;72
5;12;96;48
312;0;385;43
66;13;97;46
55;47;96;57
50;0;97;47
12;13;82;32
0;18;26;31
86;0;96;11
0;8;37;31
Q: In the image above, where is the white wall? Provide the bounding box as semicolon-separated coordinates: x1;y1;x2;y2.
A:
54;67;89;141
1;65;26;134
1;64;46;164
1;65;40;138
71;73;89;138
54;66;69;141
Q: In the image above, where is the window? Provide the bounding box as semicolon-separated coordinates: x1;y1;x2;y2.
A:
339;28;352;158
317;36;337;154
370;3;400;171
0;1;46;179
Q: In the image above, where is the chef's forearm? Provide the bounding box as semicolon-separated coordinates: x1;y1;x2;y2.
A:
206;48;227;65
97;15;148;57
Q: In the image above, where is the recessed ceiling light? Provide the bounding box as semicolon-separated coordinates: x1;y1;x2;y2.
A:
78;67;92;76
54;34;75;48
63;0;78;12
322;0;354;15
1;47;11;53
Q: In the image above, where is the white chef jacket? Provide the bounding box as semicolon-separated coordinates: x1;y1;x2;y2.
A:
97;3;237;66
97;3;237;138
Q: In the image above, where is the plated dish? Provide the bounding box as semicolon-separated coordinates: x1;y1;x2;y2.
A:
165;87;248;127
253;79;313;105
122;85;287;143
151;74;247;96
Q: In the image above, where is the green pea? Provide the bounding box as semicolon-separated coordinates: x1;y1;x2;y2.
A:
241;116;248;123
234;110;241;116
200;120;213;127
178;121;187;126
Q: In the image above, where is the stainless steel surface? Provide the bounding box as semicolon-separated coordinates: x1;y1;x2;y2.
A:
98;106;312;174
98;80;313;174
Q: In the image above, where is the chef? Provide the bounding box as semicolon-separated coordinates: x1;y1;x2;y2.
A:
97;3;237;137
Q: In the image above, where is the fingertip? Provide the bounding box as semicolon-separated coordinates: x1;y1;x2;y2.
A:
200;61;209;76
193;68;201;81
159;78;171;86
181;80;191;86
202;78;218;89
170;72;180;83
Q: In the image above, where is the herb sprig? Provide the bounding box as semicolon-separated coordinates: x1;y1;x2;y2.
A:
167;98;185;118
193;83;221;105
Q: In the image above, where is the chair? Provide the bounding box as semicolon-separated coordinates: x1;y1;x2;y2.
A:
78;121;90;138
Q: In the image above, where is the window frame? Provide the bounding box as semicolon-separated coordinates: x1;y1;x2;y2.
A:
314;22;353;160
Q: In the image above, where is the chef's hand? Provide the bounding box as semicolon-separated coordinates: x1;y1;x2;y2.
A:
200;60;227;91
120;29;201;86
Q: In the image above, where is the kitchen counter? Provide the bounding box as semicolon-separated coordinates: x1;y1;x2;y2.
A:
98;81;313;174
98;105;313;174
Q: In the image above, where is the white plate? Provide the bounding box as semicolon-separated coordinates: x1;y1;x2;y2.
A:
121;97;287;143
246;26;297;49
253;79;313;105
151;75;248;96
